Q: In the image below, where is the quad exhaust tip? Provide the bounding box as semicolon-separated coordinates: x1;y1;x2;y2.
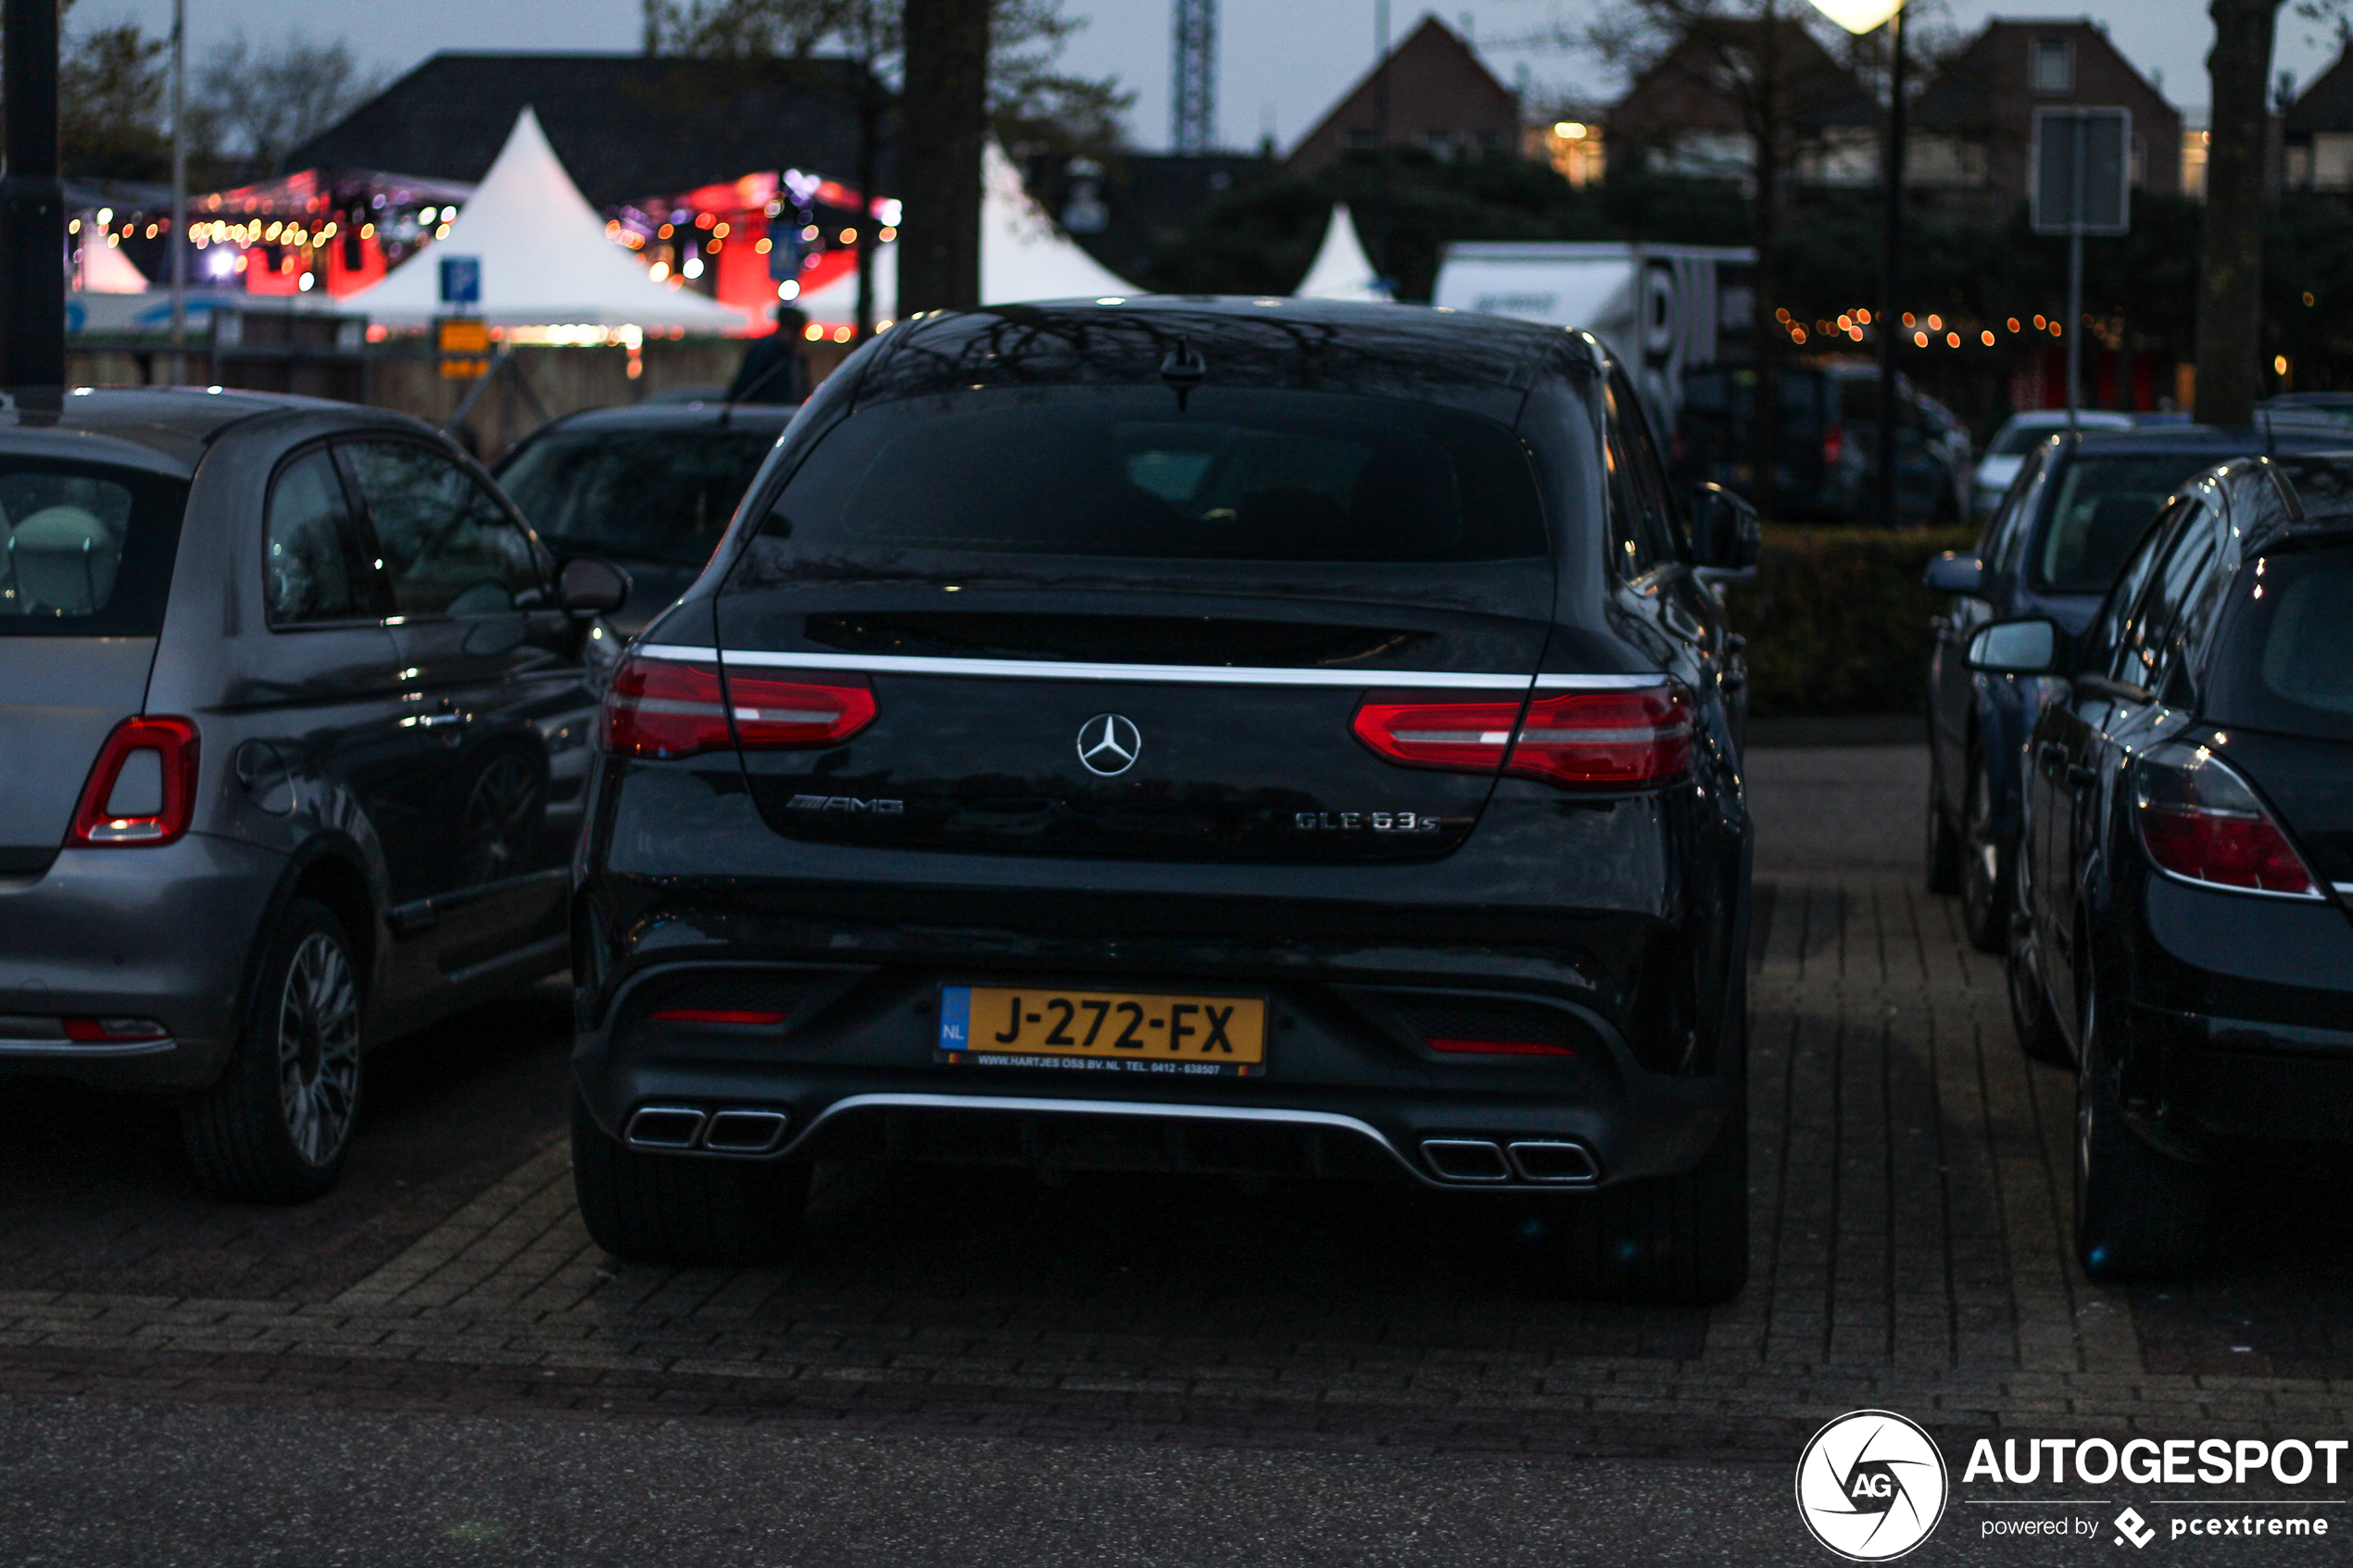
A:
1419;1137;1598;1185
623;1105;792;1156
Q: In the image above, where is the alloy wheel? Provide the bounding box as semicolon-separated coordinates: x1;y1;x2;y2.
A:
275;931;361;1168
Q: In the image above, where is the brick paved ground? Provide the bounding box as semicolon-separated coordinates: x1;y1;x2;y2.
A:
2;746;2349;1457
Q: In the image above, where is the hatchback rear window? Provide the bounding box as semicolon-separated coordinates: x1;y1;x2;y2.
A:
2207;546;2353;740
499;427;778;569
2034;453;2220;592
0;460;188;636
765;387;1547;563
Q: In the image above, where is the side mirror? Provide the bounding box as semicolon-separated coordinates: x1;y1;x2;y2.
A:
559;556;631;616
1688;482;1762;571
1922;551;1984;596
1966;617;2062;676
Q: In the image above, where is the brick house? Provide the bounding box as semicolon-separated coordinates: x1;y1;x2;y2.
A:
1910;19;2182;213
1286;17;1520;174
1607;18;1881;194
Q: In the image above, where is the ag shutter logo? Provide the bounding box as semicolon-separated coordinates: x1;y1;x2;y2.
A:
1796;1409;1949;1561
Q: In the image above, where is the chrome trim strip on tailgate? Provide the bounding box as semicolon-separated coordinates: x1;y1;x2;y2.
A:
636;644;1663;692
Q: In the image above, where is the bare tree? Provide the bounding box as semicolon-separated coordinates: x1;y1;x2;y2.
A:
195;33;387;177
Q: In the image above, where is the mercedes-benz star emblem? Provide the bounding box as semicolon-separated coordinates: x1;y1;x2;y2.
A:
1076;713;1141;777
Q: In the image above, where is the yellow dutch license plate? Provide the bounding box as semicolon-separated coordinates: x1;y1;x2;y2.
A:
939;985;1266;1076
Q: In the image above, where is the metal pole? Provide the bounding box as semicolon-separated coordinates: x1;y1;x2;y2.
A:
1873;2;1906;528
2066;116;2084;433
1;0;68;395
170;0;188;384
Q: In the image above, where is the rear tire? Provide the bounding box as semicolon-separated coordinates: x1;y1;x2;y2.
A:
2074;975;2209;1281
181;897;365;1203
571;1095;810;1265
1959;755;2009;952
1521;1092;1749;1304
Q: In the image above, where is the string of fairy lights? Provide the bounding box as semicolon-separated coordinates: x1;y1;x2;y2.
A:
1775;305;2083;350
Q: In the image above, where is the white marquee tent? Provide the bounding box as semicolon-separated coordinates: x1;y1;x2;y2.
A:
1291;204;1390;302
346;107;747;332
796;142;1139;325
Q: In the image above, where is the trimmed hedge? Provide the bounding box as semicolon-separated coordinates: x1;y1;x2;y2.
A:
1721;526;1977;719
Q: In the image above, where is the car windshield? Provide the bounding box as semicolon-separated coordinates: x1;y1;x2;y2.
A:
764;386;1549;563
2034;452;2223;592
2208;545;2353;741
1986;422;2061;458
497;427;778;569
0;459;189;636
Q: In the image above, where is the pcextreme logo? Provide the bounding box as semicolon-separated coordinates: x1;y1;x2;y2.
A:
1796;1409;1951;1561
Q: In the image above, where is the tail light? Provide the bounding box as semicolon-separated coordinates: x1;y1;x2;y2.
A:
1427;1036;1575;1057
2133;742;2321;898
1352;685;1691;791
1504;688;1692;788
1822;423;1845;468
724;670;875;748
648;1008;788;1025
68;716;199;847
602;655;875;759
602;656;731;759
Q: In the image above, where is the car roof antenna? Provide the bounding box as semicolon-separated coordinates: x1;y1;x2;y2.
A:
1159;336;1206;411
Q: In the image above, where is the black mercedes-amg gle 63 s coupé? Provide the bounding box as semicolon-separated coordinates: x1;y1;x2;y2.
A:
569;297;1762;1300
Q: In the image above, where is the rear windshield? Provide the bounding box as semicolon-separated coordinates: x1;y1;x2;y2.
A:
2208;545;2353;740
498;427;777;569
1986;421;2057;458
0;459;189;636
764;387;1548;563
2034;452;2220;592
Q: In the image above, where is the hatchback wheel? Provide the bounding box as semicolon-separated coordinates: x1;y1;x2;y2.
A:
571;1095;811;1265
1958;756;2008;952
2074;978;2209;1281
182;897;364;1202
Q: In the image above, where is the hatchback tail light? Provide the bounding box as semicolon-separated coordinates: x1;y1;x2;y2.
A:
1351;684;1691;791
1822;423;1845;468
603;654;877;759
2133;742;2321;899
68;716;199;847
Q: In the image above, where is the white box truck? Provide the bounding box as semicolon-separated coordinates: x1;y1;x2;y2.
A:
1430;242;1755;436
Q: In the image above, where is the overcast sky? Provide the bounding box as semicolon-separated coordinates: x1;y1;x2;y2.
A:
78;0;2351;153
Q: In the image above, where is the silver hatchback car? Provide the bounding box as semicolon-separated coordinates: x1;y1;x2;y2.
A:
0;389;626;1199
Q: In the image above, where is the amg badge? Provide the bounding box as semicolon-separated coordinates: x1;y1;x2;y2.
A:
786;796;905;814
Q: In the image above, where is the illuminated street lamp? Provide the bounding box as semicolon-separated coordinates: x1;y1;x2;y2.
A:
1810;0;1907;528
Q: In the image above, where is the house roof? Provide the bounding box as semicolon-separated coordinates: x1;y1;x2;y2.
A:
1286;17;1518;161
283;52;889;208
2286;45;2353;135
1913;19;2179;132
1609;18;1879;140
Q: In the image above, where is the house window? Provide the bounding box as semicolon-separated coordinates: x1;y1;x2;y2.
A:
2032;37;2074;94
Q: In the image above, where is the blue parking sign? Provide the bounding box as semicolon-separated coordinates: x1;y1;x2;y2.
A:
438;255;482;306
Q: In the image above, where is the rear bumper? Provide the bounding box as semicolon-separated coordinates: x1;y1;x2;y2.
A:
2124;875;2353;1147
0;833;282;1090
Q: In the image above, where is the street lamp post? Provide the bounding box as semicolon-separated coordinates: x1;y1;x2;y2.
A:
1808;0;1908;528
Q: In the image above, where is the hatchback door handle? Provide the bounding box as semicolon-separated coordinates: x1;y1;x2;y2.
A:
2037;742;2067;777
2066;762;2098;789
416;711;462;728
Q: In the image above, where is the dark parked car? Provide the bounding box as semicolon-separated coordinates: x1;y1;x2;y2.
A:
1970;453;2353;1279
1675;359;1961;525
497;403;795;636
570;298;1763;1298
1923;423;2347;950
0;389;625;1200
